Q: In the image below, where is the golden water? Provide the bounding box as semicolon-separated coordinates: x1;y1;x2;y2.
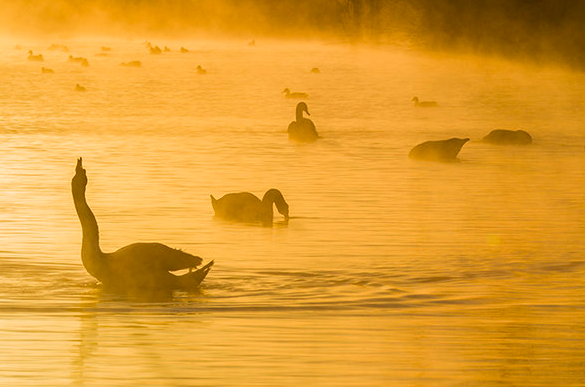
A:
1;40;584;386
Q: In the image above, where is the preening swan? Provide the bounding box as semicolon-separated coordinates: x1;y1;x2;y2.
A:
72;158;213;290
412;96;438;107
282;88;309;99
288;102;319;143
409;138;469;162
482;129;532;145
210;189;289;226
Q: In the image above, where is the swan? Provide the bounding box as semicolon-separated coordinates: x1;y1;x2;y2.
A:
164;46;171;52
180;47;189;53
71;158;213;290
412;96;438;107
210;189;289;225
27;50;44;62
409;138;469;162
287;102;318;143
75;84;86;92
482;129;532;145
69;55;89;66
282;88;309;99
196;65;207;75
149;45;162;55
311;68;320;74
41;67;54;74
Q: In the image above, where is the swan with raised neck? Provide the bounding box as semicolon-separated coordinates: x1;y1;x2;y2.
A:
287;102;318;143
72;158;213;290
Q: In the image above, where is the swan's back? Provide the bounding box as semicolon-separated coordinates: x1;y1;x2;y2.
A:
482;129;532;145
409;138;469;162
288;119;318;143
211;192;264;222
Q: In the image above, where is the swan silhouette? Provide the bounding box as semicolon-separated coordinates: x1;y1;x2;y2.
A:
180;47;189;53
41;67;54;74
288;102;318;143
196;65;207;74
282;88;308;99
69;55;89;66
482;129;532;145
72;158;213;290
75;84;86;92
27;50;44;62
311;68;320;74
210;189;289;225
412;96;438;107
409;138;469;162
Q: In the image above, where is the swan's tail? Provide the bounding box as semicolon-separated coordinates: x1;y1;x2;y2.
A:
180;260;214;288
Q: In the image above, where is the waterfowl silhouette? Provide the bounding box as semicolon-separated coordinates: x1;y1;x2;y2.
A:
69;55;89;66
311;67;320;74
75;84;87;92
149;44;162;55
248;39;256;47
48;44;69;52
482;129;532;145
72;158;213;290
41;67;54;74
196;65;207;74
287;102;318;143
282;88;309;99
210;189;289;226
164;46;171;52
120;61;142;67
27;50;44;62
409;138;469;162
180;47;189;53
101;46;111;52
412;96;438;107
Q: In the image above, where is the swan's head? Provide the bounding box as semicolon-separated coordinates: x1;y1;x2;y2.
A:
411;97;419;102
282;88;290;94
296;102;310;116
71;157;88;193
264;189;289;220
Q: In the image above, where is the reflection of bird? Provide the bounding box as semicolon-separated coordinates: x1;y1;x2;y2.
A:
282;88;308;99
27;50;44;61
412;96;438;107
211;189;289;225
196;65;207;74
71;158;213;290
287;102;318;143
409;138;469;162
41;67;54;74
311;67;320;74
482;129;532;145
75;84;87;92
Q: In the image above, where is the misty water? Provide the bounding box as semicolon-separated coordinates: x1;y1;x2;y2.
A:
1;40;585;386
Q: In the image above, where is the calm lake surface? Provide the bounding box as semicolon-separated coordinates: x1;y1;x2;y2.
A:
1;39;584;386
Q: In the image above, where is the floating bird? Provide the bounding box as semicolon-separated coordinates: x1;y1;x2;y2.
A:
282;88;308;99
48;44;69;52
27;50;44;62
71;158;213;290
164;46;171;52
41;67;54;74
101;46;111;52
248;39;256;47
120;61;142;67
211;189;289;226
482;129;532;145
311;67;320;74
409;138;469;162
287;102;318;143
412;96;438;107
148;44;162;55
180;47;189;53
69;55;89;66
196;65;207;75
75;84;86;92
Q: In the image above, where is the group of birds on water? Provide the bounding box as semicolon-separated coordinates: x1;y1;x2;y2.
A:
20;41;542;293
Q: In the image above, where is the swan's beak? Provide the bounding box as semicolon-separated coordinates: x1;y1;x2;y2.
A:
305;108;310;116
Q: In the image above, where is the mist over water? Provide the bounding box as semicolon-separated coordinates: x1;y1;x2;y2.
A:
1;2;585;386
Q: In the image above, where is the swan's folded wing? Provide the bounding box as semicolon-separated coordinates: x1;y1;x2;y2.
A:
111;242;203;272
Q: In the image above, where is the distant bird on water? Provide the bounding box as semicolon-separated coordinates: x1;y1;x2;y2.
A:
120;61;142;67
248;39;255;47
180;47;189;53
27;50;44;62
196;65;207;74
75;84;86;92
282;88;308;99
412;96;438;107
482;129;532;145
69;55;89;66
211;189;289;226
409;138;469;162
287;102;318;143
41;67;54;74
311;67;320;74
71;158;213;290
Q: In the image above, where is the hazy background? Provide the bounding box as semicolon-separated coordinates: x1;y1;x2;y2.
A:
2;0;585;69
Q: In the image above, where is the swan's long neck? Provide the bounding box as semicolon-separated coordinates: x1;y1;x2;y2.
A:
73;187;106;280
295;105;304;122
262;189;289;219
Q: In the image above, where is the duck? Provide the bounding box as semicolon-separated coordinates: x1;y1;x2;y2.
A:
409;138;469;162
210;189;289;226
287;102;318;143
41;67;54;74
27;50;44;62
120;60;142;67
180;47;189;53
482;129;532;145
282;88;309;99
311;67;320;74
412;96;438;107
75;84;87;92
71;158;213;290
196;65;207;75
